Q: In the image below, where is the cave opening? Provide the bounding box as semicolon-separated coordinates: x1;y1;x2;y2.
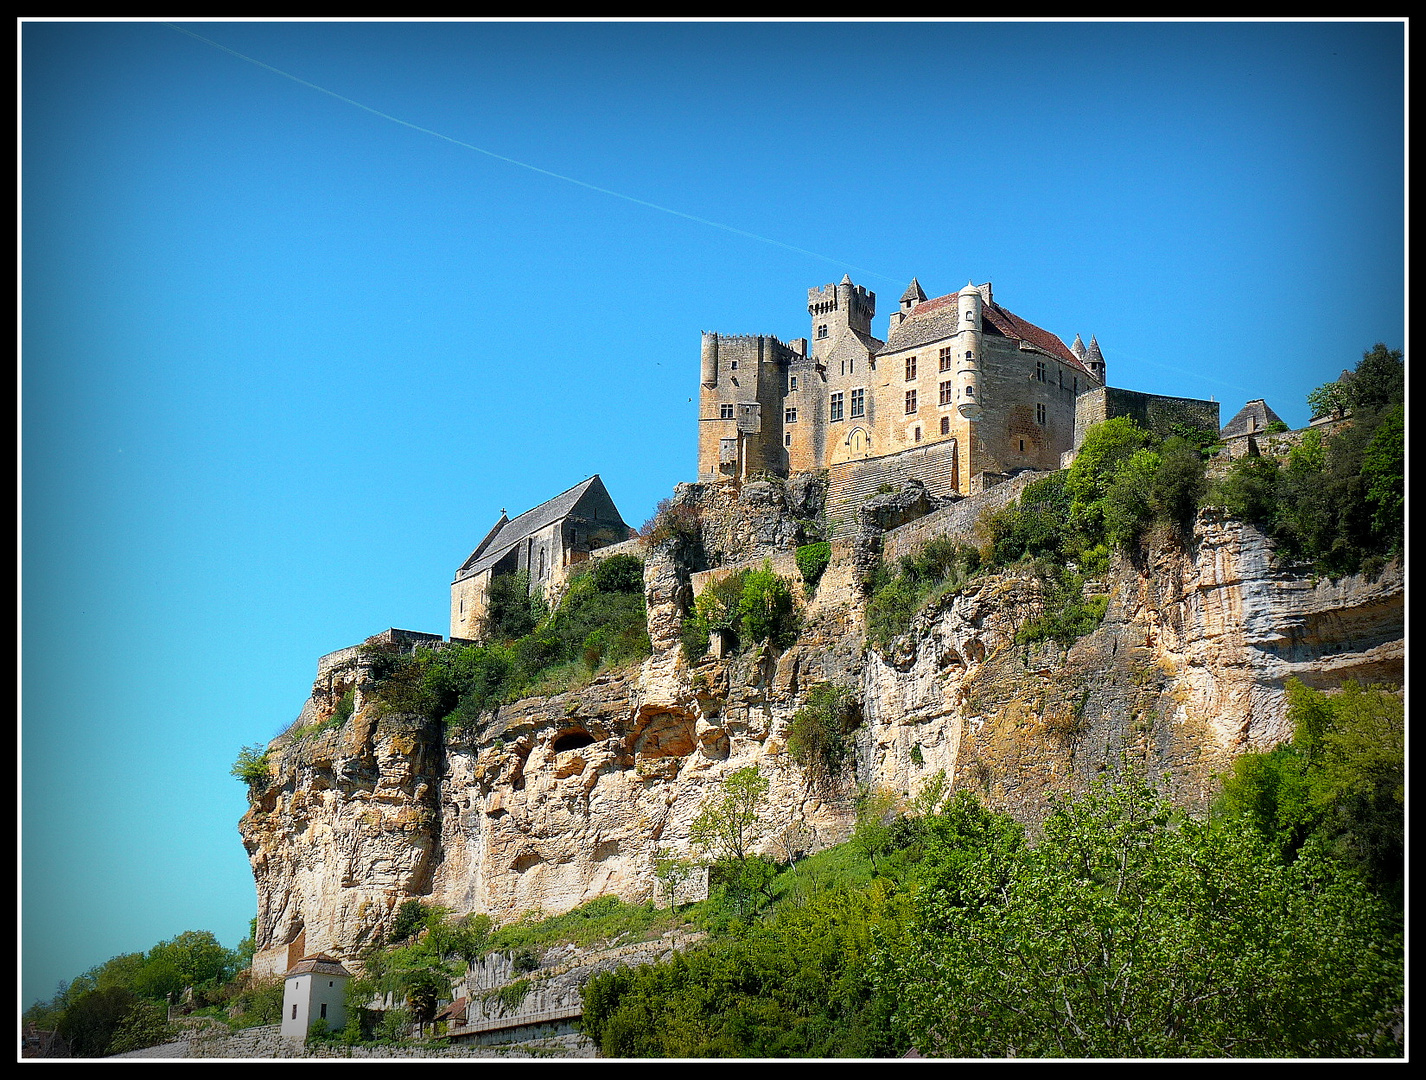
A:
552;730;596;753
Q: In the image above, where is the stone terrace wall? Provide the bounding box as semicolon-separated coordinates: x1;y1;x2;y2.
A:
882;469;1047;563
1073;386;1221;451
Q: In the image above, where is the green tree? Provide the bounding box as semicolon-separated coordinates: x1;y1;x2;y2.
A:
738;563;799;648
690;765;773;915
888;782;1402;1057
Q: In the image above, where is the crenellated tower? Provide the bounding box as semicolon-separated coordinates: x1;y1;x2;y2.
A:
808;274;876;360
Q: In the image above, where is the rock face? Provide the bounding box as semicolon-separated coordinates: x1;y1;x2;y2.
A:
240;489;1403;974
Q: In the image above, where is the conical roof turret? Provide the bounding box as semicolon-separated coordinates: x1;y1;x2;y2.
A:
1070;334;1088;359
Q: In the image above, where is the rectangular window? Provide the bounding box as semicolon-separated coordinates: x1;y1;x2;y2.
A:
905;389;918;414
939;380;953;406
1036;360;1047;383
850;388;865;417
292;1005;298;1020
905;356;917;381
940;416;950;435
320;1004;328;1020
785;432;792;446
730;360;738;370
1036;402;1047;424
817;324;829;339
789;374;798;392
720;404;735;420
785;407;798;424
939;346;953;372
830;392;844;422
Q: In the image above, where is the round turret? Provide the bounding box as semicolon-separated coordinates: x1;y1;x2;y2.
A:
956;283;983;419
700;332;719;387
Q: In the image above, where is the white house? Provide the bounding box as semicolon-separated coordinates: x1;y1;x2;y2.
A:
281;954;352;1041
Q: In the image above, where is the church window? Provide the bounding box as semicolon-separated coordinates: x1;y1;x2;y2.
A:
851;388;865;417
905;390;918;414
1036;360;1047;382
941;416;950;435
940;347;953;371
939;380;953;406
785;407;798;424
720;404;735;420
905;356;917;381
830;393;844;422
1036;403;1047;425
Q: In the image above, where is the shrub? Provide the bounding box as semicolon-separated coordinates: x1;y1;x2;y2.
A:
738;564;798;648
787;683;860;791
641;497;701;547
795;541;832;589
230;745;271;790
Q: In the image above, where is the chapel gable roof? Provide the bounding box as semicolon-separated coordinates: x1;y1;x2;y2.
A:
455;475;629;580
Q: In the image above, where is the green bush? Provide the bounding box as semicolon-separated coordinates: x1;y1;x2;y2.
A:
681;564;799;661
787;683;860;791
795;542;832;589
230;745;271;790
865;538;981;648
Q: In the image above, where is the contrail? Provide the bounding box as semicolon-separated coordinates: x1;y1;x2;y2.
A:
166;23;903;287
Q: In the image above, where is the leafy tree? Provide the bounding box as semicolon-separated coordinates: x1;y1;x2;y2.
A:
691;765;773;915
230;745;271;790
888;782;1402;1057
738;563;799;648
1219;679;1404;905
484;569;546;641
690;765;769;867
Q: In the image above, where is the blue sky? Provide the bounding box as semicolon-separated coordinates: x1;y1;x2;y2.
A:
21;19;1405;1007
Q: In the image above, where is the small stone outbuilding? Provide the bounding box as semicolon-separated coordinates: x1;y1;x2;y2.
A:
280;953;352;1042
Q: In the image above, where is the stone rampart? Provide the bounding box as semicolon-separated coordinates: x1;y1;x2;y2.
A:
1073;386;1220;451
882;469;1047;563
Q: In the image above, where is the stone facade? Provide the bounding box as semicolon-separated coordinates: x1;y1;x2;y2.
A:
698;277;1104;494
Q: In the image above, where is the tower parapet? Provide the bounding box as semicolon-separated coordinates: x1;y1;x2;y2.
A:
808;275;876;358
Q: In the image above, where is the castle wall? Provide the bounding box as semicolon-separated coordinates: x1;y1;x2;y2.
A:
972;336;1083;478
881;469;1048;562
1073;386;1221;451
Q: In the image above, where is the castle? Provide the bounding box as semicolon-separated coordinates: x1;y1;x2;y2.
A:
698;277;1110;494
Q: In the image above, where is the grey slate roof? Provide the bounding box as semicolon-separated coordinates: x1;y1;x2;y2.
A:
455;475;628;580
285;954;352;979
1221;399;1287;438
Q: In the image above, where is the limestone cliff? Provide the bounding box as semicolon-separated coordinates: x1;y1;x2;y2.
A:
241;483;1402;975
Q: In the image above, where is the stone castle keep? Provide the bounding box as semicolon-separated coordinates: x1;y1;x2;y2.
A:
698;276;1217;514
